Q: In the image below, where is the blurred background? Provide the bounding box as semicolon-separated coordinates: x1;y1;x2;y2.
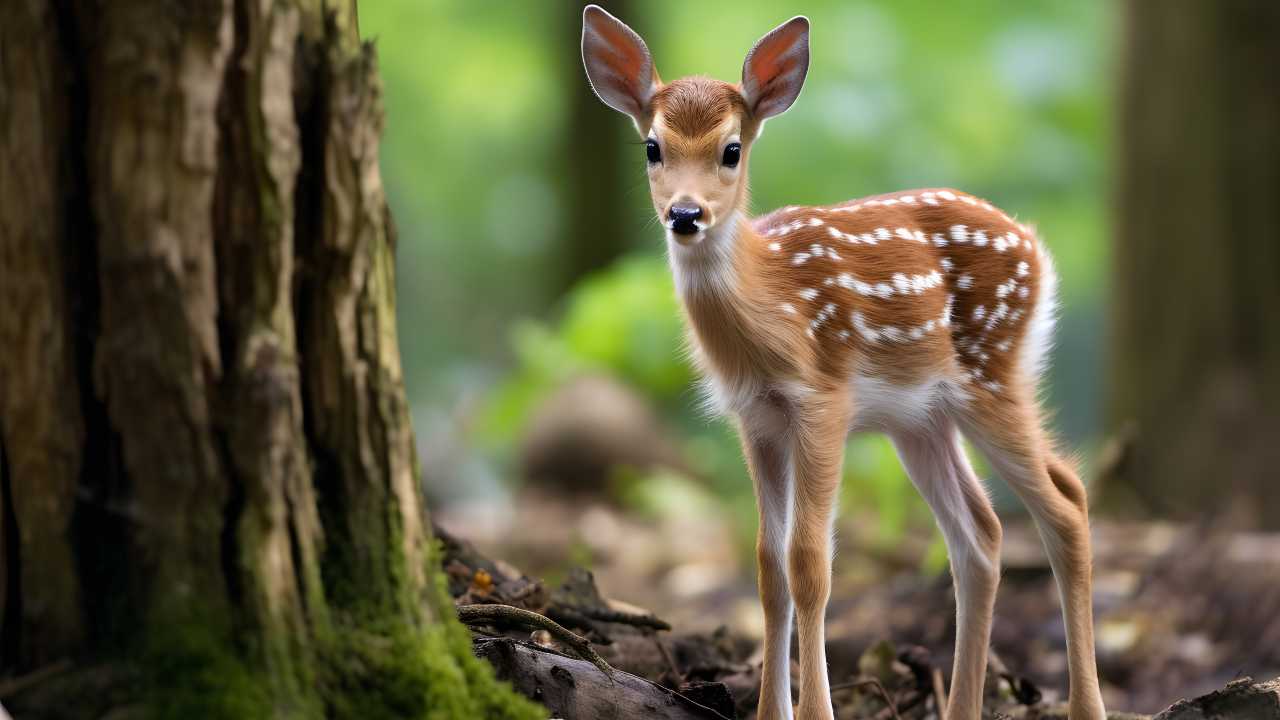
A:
362;0;1278;713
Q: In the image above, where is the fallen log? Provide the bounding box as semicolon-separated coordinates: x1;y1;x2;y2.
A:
1154;677;1280;720
475;636;733;720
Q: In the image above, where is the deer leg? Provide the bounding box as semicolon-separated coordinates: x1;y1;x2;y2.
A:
961;395;1105;720
741;429;795;720
787;399;848;720
890;417;1002;720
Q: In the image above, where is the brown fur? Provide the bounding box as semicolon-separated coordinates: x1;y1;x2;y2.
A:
653;77;750;139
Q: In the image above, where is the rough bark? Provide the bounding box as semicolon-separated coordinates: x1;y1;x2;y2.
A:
0;1;542;718
0;0;86;668
1153;677;1280;720
1107;0;1280;525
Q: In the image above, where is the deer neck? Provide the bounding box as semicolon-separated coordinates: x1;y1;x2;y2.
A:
668;212;779;388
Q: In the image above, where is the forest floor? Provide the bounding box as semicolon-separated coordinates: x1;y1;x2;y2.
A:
436;486;1280;719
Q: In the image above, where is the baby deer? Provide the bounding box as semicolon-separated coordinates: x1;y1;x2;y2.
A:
581;7;1105;720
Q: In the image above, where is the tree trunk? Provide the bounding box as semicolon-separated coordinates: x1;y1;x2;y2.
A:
557;0;638;294
0;2;542;718
1107;0;1280;526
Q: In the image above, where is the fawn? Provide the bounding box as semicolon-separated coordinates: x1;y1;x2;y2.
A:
581;6;1105;720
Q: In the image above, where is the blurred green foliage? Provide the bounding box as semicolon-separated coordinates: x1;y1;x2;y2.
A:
360;1;1110;554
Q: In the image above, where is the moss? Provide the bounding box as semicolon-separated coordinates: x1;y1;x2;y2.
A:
421;539;546;720
142;620;276;720
315;541;545;720
138;577;544;720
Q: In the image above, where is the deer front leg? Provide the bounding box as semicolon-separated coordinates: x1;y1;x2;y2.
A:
891;421;1003;720
741;430;795;720
787;399;849;720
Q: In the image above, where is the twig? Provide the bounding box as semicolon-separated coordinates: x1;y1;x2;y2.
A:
574;605;673;632
545;604;612;644
652;634;681;681
828;677;902;720
0;659;73;699
457;603;614;676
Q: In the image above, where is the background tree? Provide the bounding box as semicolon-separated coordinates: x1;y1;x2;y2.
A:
556;0;640;294
0;1;542;717
1107;0;1280;526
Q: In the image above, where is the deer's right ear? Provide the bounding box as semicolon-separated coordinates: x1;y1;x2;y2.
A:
582;5;659;130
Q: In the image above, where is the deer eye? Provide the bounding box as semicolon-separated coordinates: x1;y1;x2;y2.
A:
722;142;741;167
645;139;661;164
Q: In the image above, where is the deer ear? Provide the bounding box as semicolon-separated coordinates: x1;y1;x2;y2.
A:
741;16;810;121
582;5;659;129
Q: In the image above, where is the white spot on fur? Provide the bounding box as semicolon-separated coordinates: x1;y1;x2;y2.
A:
799;288;818;301
851;311;880;343
984;302;1010;330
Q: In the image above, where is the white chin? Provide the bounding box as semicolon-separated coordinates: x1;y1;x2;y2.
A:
671;230;705;246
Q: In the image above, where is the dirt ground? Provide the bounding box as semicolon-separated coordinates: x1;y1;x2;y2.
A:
437;486;1280;718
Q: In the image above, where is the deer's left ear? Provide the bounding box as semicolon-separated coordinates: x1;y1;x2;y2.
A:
741;16;810;121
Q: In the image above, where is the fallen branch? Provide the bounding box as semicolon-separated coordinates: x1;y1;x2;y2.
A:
476;636;733;720
829;677;903;720
457;603;614;676
574;604;673;632
0;660;72;700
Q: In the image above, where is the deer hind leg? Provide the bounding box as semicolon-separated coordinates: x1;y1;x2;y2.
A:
740;425;796;720
787;396;849;720
890;416;1002;720
959;391;1106;720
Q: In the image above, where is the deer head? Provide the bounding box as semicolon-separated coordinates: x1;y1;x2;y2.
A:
582;5;809;246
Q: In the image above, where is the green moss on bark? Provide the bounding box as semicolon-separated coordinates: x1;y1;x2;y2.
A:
315;541;545;720
142;619;277;720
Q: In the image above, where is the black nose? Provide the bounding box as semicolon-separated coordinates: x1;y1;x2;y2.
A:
668;202;703;235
